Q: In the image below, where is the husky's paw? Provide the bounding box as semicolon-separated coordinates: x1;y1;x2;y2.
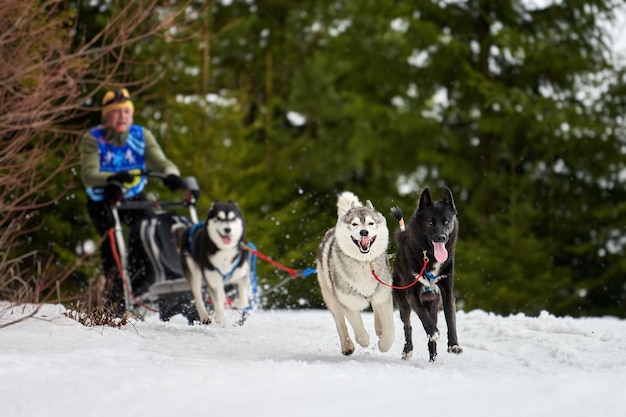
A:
378;333;394;353
198;313;212;325
355;333;370;348
231;298;249;310
428;331;440;342
232;311;249;327
378;340;392;353
341;338;355;356
448;345;463;354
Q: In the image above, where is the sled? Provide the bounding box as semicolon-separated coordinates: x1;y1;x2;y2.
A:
107;171;259;324
105;172;198;323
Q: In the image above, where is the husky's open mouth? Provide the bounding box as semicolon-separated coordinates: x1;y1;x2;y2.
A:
219;233;232;245
352;235;376;253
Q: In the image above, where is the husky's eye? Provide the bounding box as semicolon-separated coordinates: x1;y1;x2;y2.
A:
351;222;359;227
368;221;375;226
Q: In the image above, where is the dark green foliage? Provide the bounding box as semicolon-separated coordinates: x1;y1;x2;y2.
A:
32;0;626;316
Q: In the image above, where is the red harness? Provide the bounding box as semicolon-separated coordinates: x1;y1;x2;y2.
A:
370;251;429;290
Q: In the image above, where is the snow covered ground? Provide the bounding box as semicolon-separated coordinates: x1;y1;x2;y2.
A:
1;304;625;417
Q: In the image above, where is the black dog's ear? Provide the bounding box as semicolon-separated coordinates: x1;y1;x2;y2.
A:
442;187;456;211
418;187;432;209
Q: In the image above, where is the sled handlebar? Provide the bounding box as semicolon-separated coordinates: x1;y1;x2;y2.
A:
139;170;201;196
97;171;201;211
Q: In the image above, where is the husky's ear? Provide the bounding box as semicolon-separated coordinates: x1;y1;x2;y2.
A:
418;187;432;209
228;200;240;210
365;200;374;209
206;200;218;219
337;191;361;217
442;187;456;210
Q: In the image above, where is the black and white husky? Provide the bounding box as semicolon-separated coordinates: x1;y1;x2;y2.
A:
172;200;251;325
316;191;395;356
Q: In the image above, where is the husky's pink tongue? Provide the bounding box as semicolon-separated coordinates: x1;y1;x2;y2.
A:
221;236;232;245
433;242;448;263
360;236;372;249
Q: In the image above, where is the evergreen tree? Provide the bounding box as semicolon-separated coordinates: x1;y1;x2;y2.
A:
29;0;626;316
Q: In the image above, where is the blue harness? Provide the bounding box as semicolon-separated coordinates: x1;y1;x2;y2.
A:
422;270;439;293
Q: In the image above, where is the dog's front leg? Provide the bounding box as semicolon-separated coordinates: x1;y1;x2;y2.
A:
413;293;440;361
372;297;395;353
205;273;227;325
393;289;414;360
344;309;370;348
231;268;252;310
186;261;212;324
440;277;463;355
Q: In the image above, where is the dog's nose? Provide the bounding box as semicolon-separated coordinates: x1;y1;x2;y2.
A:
224;227;231;234
360;229;369;237
433;234;447;243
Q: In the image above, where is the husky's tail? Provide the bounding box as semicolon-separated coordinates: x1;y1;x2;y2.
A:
390;206;405;231
337;191;362;218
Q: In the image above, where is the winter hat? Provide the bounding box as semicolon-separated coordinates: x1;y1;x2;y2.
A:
102;88;134;118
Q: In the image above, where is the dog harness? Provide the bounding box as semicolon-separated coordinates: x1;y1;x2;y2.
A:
187;222;205;253
421;270;440;293
187;222;244;281
370;250;445;292
213;254;243;281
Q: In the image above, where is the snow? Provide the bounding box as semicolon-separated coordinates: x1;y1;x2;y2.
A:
1;304;625;417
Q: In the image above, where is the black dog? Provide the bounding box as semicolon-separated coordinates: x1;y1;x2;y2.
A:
391;187;463;362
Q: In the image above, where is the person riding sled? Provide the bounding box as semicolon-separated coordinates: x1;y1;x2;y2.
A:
80;88;183;315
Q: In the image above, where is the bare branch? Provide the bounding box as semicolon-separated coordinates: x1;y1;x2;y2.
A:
0;0;190;305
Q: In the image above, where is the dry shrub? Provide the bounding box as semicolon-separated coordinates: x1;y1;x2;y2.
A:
65;275;133;328
0;0;188;313
65;306;133;328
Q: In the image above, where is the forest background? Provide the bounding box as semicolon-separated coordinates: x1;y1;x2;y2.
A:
2;0;626;318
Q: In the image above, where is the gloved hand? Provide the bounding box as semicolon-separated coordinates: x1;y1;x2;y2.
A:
103;182;124;204
107;170;133;184
163;174;183;191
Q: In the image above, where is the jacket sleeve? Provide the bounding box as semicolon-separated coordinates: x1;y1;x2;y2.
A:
143;128;180;176
80;132;110;188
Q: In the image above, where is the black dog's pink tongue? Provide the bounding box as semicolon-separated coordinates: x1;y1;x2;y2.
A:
432;242;448;263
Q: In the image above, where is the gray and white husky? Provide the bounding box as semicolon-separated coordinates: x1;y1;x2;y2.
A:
172;200;251;325
316;191;395;355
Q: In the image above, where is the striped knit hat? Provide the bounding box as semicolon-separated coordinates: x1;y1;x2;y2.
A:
102;88;134;118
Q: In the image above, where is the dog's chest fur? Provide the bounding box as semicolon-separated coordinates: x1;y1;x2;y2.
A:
207;248;242;277
327;236;391;308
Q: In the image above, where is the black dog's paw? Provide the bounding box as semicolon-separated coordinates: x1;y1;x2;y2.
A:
401;342;413;360
428;331;440;342
447;345;463;354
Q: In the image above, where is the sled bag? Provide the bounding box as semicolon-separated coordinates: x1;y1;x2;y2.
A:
140;211;191;283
